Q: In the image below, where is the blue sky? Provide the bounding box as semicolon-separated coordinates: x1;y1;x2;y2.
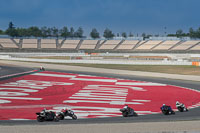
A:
0;0;200;36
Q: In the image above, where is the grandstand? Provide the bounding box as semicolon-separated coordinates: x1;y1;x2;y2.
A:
0;38;200;52
116;40;139;50
0;38;19;48
41;39;57;49
190;42;200;50
152;40;180;51
135;40;163;50
171;40;200;50
22;39;38;49
98;40;121;50
79;40;98;49
60;40;80;49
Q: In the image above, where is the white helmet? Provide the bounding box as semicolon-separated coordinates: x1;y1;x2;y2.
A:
163;104;166;106
176;101;180;105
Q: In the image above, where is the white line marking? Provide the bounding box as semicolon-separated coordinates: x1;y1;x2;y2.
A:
0;70;35;79
70;78;117;82
0;97;42;100
116;82;166;86
32;73;76;78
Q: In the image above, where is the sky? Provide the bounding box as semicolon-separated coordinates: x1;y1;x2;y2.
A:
0;0;200;36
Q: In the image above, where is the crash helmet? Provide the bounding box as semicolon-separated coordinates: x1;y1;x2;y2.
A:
124;105;128;108
163;104;166;106
176;101;180;105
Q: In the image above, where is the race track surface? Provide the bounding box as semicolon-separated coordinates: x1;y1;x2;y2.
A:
0;66;200;125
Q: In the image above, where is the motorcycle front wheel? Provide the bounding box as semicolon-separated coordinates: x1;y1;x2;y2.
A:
72;115;77;120
37;116;44;122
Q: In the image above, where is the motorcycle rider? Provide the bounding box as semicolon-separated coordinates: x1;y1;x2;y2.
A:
176;101;188;111
161;104;173;112
123;105;134;115
40;66;45;71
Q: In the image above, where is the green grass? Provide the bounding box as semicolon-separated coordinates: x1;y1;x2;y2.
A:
58;63;200;76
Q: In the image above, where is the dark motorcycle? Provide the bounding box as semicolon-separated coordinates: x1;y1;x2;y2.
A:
120;107;138;117
160;106;175;115
58;110;77;120
36;111;59;122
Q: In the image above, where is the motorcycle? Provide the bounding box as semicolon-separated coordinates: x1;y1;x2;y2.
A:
36;110;59;122
39;66;45;71
160;105;175;115
58;109;77;120
120;107;138;117
176;104;188;112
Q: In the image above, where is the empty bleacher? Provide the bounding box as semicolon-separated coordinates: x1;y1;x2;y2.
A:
116;40;139;50
60;40;80;49
98;40;121;50
135;40;162;50
190;42;200;50
0;38;18;48
171;41;200;50
0;38;200;52
79;40;98;49
22;39;38;48
153;40;180;50
41;39;57;49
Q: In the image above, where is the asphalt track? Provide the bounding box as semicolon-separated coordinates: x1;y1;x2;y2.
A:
0;65;200;126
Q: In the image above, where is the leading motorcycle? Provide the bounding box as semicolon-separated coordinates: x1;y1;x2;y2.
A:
160;105;175;115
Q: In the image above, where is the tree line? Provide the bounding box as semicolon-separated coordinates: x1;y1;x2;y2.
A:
1;22;200;39
0;22;115;39
167;28;200;39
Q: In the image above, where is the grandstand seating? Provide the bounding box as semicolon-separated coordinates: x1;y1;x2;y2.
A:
98;40;121;49
41;39;57;49
135;40;163;50
171;41;200;50
0;38;200;52
190;42;200;50
60;40;80;49
0;38;19;48
22;39;38;48
79;40;98;49
153;40;180;50
117;40;139;50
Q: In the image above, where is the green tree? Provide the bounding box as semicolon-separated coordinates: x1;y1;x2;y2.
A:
40;26;49;38
47;27;52;37
103;28;114;39
28;26;42;37
51;27;59;38
5;21;18;37
69;27;74;38
121;32;127;38
60;26;69;38
16;28;30;37
197;27;200;38
129;32;134;37
8;22;14;29
176;29;183;38
74;27;84;38
0;29;4;35
90;28;100;39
